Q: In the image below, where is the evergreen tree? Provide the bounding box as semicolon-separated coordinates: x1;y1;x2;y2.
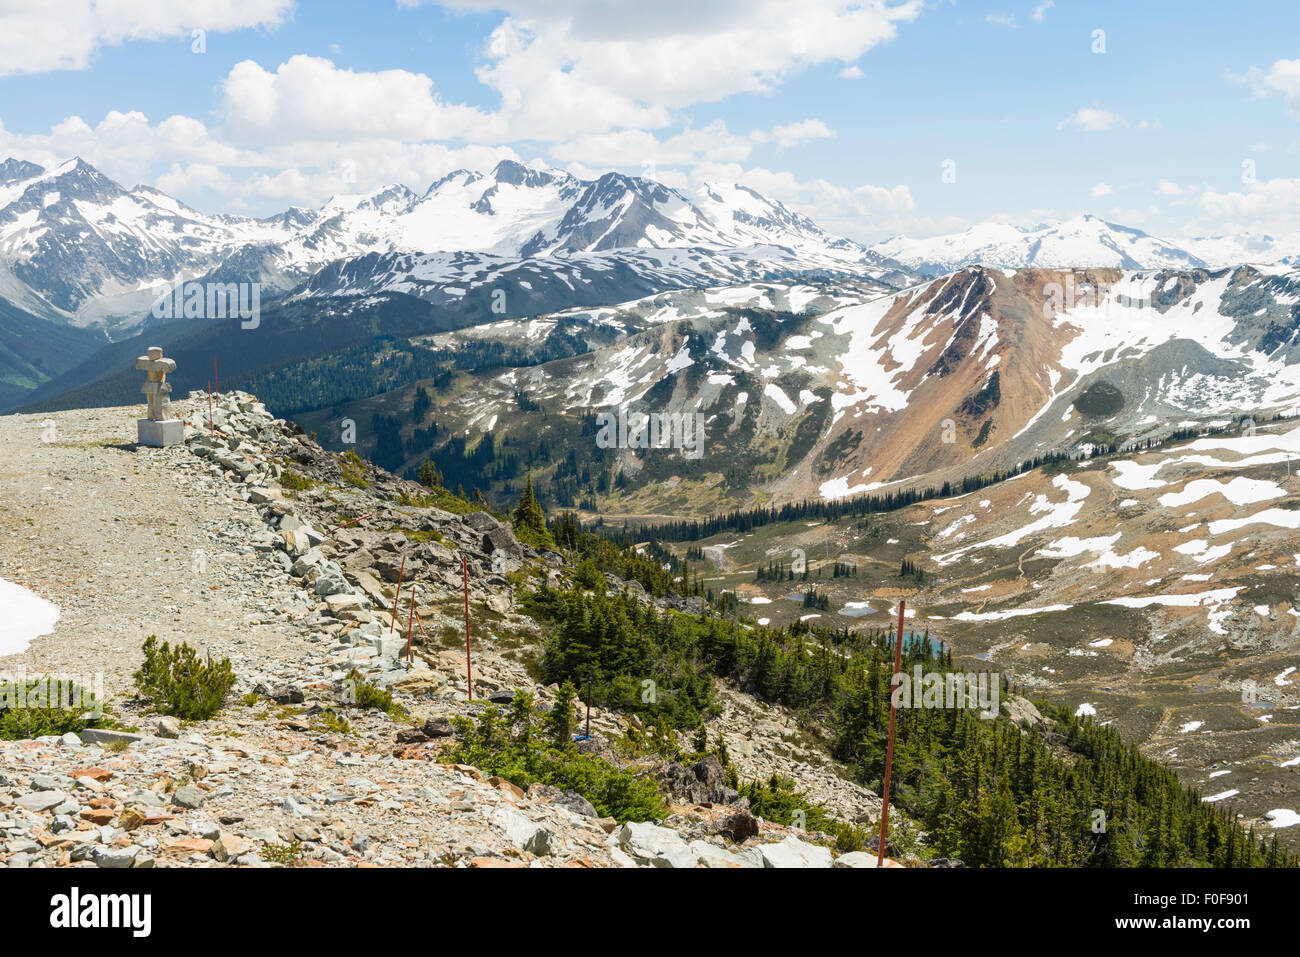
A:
511;472;554;548
546;681;579;748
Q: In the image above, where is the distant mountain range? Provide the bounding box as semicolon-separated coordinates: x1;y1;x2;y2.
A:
867;215;1298;277
0;156;903;330
2;154;1297;436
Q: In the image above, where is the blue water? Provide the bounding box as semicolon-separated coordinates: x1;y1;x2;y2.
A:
889;630;946;657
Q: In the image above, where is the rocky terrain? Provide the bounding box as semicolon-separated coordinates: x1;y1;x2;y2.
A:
0;391;894;868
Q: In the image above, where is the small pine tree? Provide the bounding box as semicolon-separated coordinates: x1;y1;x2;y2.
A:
547;681;579;748
418;456;442;488
512;473;554;549
133;636;236;720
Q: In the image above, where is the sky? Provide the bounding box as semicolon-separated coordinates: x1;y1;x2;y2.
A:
1;0;1298;244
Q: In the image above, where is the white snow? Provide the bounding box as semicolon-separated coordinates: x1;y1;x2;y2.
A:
1203;789;1240;803
951;604;1070;621
764;383;797;414
0;579;60;656
1157;477;1285;508
1103;587;1242;635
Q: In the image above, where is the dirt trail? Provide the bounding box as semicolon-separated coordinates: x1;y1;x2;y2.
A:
0;399;306;697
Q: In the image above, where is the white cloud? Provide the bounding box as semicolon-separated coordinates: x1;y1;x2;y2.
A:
754;119;837;150
548;122;753;167
0;112;520;210
1091;183;1113;198
549;118;834;169
840;64;865;79
1232;59;1300;115
1031;2;1054;23
219;55;498;145
447;0;921;138
1107;204;1160;224
0;111;253;182
984;13;1016;28
1198;177;1300;227
1058;108;1128;132
0;1;923;224
0;0;292;76
1157;179;1183;196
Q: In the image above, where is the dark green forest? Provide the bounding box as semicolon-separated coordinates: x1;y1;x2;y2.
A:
524;583;1293;868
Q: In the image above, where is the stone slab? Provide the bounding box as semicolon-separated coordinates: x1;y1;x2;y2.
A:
137;418;184;448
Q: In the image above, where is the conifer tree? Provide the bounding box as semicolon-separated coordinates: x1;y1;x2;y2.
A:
511;472;554;548
546;681;578;748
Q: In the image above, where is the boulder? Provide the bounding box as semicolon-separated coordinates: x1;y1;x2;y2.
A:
613;822;697;869
93;845;142;869
654;755;740;805
528;783;598;818
211;833;253;863
490;807;552;856
709;807;760;842
1002;695;1046;729
758;835;834;869
171;785;206;809
16;791;68;812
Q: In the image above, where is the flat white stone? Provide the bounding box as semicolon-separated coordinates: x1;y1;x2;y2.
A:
137;418;184;447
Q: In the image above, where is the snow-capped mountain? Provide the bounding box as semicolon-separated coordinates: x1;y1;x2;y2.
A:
869;215;1212;275
268;161;897;281
421;263;1300;509
1181;231;1300;269
0;158;304;322
0;156;898;330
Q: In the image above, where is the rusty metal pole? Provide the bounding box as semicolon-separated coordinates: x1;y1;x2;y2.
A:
463;554;473;700
878;598;906;868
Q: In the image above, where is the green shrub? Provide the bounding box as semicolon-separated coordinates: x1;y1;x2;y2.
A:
739;773;865;851
0;678;98;740
443;691;665;822
132;635;236;720
346;670;405;717
263;841;305;866
279;469;314;492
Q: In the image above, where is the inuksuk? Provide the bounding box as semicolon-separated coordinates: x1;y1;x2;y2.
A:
135;346;183;447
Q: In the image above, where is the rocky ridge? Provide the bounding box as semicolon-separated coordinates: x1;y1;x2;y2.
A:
0;391;893;868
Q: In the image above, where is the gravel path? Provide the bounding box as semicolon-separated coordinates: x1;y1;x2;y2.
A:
0;398;310;698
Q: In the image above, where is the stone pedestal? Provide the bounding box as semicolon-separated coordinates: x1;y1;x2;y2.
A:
138;418;184;447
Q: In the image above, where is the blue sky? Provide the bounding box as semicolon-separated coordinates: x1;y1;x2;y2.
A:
1;0;1298;242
